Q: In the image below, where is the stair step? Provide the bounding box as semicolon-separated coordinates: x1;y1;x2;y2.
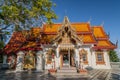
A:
57;66;77;73
57;70;77;73
55;72;80;76
61;67;76;69
61;68;76;70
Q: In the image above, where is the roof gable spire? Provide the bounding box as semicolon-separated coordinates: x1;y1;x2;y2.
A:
62;16;70;27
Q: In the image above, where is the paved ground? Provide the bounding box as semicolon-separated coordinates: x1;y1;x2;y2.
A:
0;69;120;80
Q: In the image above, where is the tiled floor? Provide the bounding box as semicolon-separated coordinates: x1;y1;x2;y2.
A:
0;69;120;80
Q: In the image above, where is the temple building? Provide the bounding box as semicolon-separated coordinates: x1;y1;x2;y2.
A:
1;16;117;71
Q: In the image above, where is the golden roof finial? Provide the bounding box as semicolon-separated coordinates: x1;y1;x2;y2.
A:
88;16;92;23
101;21;104;26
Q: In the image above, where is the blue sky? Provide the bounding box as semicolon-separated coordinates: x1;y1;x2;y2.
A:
52;0;120;53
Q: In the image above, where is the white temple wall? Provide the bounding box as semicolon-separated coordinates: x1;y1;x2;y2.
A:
91;51;97;68
79;47;93;68
43;50;51;69
43;46;111;70
75;48;79;68
55;47;60;69
105;51;111;69
15;51;25;71
92;50;111;69
78;47;111;69
36;51;43;71
43;48;56;70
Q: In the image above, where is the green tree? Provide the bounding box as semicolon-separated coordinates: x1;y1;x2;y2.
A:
0;0;57;29
0;41;4;49
0;0;57;42
109;50;119;62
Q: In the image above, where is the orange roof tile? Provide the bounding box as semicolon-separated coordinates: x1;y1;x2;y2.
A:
78;34;96;43
4;31;26;54
22;42;36;48
43;23;91;34
43;24;61;33
98;40;109;46
71;23;91;32
31;27;42;33
93;40;116;49
92;26;108;39
41;35;56;43
31;27;42;37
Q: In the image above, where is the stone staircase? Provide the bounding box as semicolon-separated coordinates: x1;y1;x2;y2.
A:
57;65;77;73
52;65;89;78
54;65;81;76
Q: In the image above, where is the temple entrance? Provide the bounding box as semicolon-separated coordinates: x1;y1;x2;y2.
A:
60;50;75;68
63;53;69;66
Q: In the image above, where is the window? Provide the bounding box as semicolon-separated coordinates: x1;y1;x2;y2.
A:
46;54;52;64
80;49;88;64
96;52;105;64
97;53;102;61
46;49;55;64
82;54;87;61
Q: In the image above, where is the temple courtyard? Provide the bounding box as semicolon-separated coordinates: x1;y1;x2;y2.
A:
0;69;120;80
0;17;120;80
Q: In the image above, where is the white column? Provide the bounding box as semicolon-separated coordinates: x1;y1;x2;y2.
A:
75;48;79;69
56;47;59;69
3;55;7;64
16;51;24;71
69;49;70;68
36;51;43;71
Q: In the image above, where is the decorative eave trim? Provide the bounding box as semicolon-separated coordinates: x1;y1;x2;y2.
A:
92;46;117;50
20;47;43;51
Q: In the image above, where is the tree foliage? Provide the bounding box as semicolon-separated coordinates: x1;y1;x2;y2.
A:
0;0;57;44
0;41;4;49
0;0;57;28
109;50;119;62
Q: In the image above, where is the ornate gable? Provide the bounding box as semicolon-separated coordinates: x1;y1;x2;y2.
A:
52;16;83;45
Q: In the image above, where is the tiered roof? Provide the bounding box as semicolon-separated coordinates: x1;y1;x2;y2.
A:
71;23;91;33
92;26;116;50
3;17;116;54
3;31;26;54
42;22;116;49
92;26;108;39
3;29;42;54
43;24;61;34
